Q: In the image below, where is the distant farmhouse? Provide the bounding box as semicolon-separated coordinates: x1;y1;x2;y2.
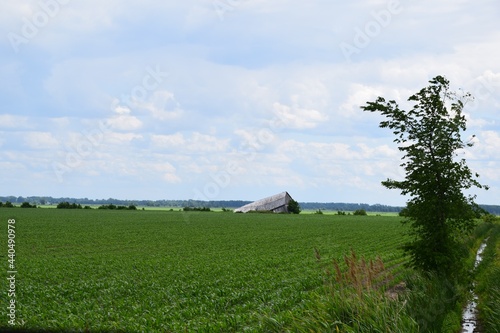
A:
234;192;293;213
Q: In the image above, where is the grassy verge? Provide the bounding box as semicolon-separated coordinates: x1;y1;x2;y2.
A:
278;260;468;332
475;219;500;332
275;221;495;333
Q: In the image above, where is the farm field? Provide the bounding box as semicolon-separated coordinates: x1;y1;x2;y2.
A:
1;209;410;332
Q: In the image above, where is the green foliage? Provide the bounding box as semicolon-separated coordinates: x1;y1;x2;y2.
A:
20;202;37;208
98;204;116;209
2;201;15;208
353;209;367;216
288;198;301;214
482;213;499;223
289;284;419;332
362;75;488;276
314;209;323;214
183;206;211;212
337;210;347;215
403;272;464;332
97;204;137;210
57;202;82;209
475;224;500;332
288;250;418;332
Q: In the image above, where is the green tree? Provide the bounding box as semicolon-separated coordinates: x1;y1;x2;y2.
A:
20;202;36;208
362;75;488;276
288;199;301;214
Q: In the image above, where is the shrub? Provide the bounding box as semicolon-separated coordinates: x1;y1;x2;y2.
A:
482;213;499;223
183;207;211;212
288;199;301;214
353;209;367;216
57;202;82;209
98;204;137;210
21;202;37;208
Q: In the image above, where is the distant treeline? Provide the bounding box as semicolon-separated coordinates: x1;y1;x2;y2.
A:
1;196;499;215
0;196;252;209
299;202;404;213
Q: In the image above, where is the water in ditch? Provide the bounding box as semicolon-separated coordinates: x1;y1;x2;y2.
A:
461;239;488;333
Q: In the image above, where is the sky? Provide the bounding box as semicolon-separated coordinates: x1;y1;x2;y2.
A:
1;0;499;206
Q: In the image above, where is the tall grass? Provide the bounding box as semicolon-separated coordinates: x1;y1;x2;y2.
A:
322;249;392;296
403;272;464;333
282;250;419;332
281;243;485;333
475;221;500;332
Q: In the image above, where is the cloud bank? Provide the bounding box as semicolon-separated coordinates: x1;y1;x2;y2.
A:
1;0;499;205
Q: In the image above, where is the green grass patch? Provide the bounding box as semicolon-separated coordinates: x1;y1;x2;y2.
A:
475;221;500;332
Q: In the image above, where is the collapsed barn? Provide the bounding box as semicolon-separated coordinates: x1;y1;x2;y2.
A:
234;192;293;213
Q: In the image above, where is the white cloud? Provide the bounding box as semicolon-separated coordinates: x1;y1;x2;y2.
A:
187;132;230;153
136;91;184;121
151;132;230;153
162;173;182;183
340;83;384;116
1;0;498;204
0;115;31;129
106;132;143;145
273;102;328;129
113;104;131;115
144;162;181;184
23;132;59;150
107;115;143;131
472;131;500;160
151;133;186;147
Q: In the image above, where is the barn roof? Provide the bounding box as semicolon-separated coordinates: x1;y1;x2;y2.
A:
234;192;293;213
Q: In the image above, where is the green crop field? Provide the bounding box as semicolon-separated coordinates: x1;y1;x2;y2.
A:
1;209;411;332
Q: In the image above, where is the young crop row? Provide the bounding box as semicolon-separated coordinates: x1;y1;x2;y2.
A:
1;209;411;331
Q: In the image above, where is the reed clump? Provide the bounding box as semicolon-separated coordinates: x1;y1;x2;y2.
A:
321;248;393;296
291;249;417;332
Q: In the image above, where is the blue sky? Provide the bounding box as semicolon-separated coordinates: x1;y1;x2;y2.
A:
1;0;499;205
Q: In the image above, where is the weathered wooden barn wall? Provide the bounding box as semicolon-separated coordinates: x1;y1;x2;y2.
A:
234;192;293;213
